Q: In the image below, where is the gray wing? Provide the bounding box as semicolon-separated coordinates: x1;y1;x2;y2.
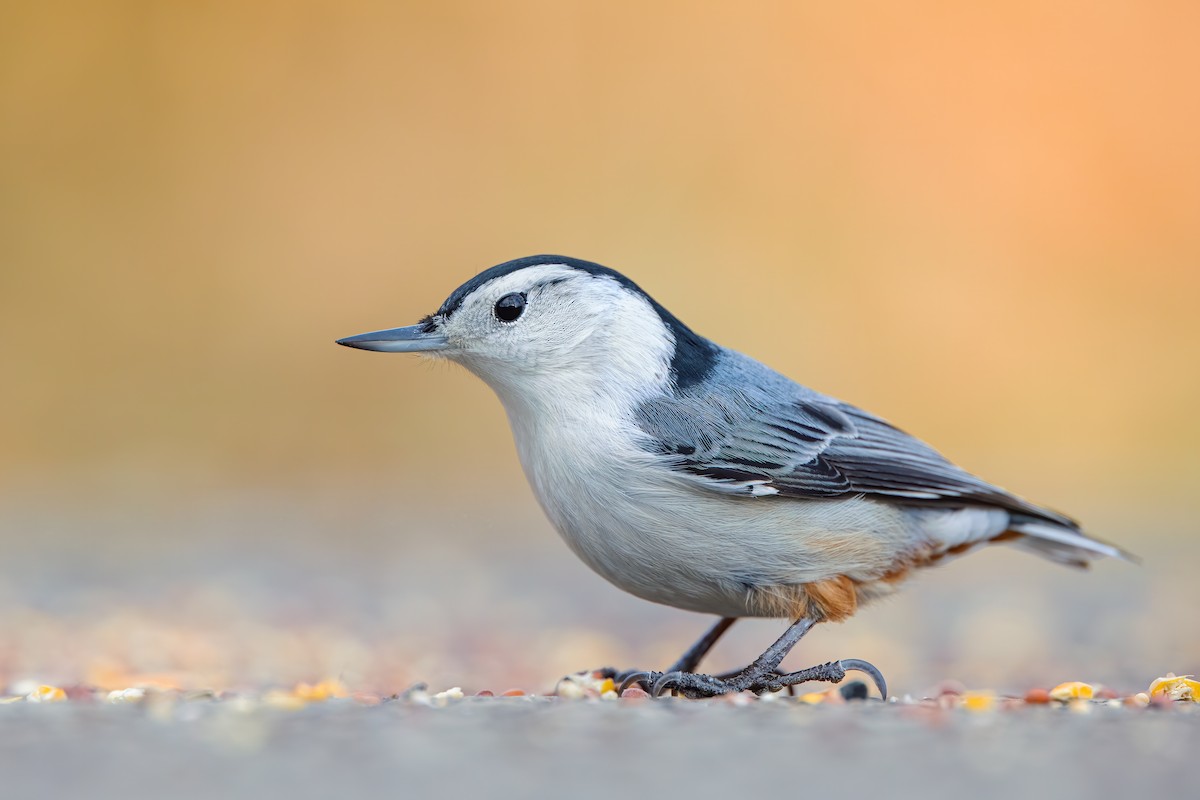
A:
635;366;1075;527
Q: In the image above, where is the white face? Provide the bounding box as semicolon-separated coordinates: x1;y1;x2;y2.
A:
431;264;675;408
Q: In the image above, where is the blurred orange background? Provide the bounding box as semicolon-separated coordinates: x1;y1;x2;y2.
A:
1;2;1197;693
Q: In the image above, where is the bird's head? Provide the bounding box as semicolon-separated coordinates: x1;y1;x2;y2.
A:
337;255;718;410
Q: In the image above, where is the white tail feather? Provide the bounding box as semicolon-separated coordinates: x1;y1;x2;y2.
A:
1006;519;1135;567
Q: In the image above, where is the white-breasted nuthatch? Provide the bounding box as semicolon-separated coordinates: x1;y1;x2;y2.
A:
337;255;1131;699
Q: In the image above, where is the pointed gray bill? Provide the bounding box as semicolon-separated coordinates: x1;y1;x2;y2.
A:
336;325;449;353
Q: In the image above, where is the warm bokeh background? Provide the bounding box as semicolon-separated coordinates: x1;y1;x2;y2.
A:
1;1;1197;695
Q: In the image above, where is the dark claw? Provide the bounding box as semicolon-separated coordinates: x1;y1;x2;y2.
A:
617;671;656;694
837;658;888;700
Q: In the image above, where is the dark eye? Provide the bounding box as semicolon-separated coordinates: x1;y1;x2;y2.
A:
494;292;526;322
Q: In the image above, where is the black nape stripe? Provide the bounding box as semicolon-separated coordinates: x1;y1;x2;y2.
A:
436;255;719;388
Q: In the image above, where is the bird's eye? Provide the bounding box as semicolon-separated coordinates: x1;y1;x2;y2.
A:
494;292;526;323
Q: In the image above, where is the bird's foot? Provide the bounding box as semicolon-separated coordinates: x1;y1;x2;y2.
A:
648;658;887;700
615;666;783;694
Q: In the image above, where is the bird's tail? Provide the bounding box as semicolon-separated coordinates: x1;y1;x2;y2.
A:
1005;513;1138;568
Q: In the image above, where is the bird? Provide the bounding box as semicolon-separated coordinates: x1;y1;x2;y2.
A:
336;254;1131;699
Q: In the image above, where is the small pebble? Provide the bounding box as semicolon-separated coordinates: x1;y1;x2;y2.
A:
1024;688;1052;704
839;681;869;701
555;679;586;699
936;693;959;710
398;682;429;700
402;688;432;706
107;688;146;704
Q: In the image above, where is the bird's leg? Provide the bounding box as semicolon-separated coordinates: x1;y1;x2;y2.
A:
612;617;737;692
651;617;888;700
668;616;738;672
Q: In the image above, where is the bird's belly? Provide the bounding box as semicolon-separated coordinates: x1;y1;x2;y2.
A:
541;489;760;616
518;440;918;618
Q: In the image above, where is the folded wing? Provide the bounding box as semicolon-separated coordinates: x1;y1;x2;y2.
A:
634;367;1076;527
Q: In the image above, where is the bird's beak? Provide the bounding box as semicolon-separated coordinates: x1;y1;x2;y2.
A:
335;324;449;353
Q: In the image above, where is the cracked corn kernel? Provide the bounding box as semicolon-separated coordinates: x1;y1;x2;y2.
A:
1049;682;1094;702
292;679;348;701
961;691;997;711
1148;674;1199;702
797;689;837;705
26;685;66;703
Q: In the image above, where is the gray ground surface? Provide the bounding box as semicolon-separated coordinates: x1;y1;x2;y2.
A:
3;699;1196;800
1;492;1196;799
